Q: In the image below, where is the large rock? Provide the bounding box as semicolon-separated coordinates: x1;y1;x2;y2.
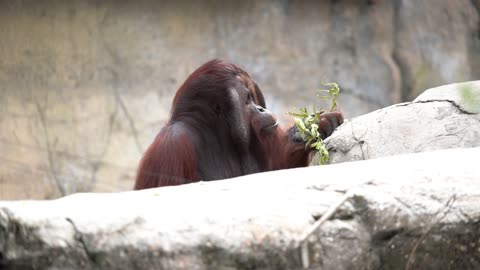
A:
1;147;480;270
327;81;480;163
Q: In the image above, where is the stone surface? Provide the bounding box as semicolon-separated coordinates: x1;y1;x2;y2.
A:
326;81;480;163
1;147;480;270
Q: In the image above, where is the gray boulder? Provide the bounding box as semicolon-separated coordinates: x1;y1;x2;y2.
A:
1;147;480;269
327;81;480;164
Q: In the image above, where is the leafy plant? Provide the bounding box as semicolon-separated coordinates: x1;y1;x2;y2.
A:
318;82;340;111
288;82;341;165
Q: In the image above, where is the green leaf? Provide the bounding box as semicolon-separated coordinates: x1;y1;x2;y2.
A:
310;126;317;138
294;117;306;131
288;81;341;166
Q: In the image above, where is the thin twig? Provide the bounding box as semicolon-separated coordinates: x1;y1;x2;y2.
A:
300;191;353;269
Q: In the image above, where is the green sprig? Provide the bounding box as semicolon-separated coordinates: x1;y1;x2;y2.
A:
288;82;341;165
317;82;340;111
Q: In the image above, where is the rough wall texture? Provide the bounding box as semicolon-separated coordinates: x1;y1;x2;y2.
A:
0;0;479;199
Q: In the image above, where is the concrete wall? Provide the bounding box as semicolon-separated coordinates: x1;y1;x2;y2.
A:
1;0;479;199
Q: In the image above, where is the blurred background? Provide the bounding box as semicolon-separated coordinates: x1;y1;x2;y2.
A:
1;0;479;200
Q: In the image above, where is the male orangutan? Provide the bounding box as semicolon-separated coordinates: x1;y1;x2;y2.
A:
134;59;343;189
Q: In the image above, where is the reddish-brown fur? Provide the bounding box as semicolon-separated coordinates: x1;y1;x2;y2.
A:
134;59;343;189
